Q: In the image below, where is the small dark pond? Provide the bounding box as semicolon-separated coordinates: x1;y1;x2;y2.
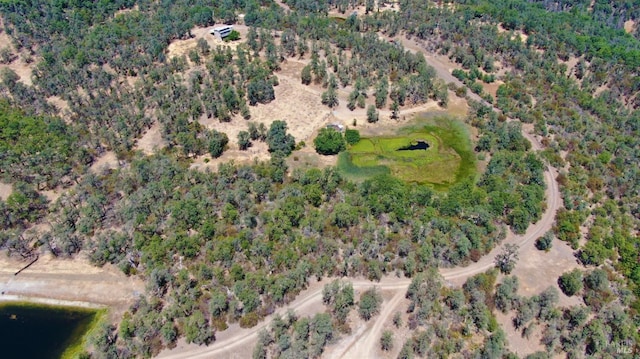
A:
398;140;430;151
0;302;97;359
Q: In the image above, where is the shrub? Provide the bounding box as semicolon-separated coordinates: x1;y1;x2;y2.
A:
266;120;295;156
239;312;260;328
558;269;583;296
208;130;229;158
314;128;345;155
366;105;379;123
225;30;240;42
238;131;251;150
358;287;382;321
380;330;393;351
344;129;360;145
535;231;554;251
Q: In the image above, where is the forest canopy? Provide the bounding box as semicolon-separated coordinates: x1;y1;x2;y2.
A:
0;0;638;357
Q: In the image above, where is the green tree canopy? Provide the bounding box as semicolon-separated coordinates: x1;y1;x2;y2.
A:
266;120;295;156
314;128;345;155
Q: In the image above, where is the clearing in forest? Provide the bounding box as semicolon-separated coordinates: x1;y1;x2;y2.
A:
338;116;475;188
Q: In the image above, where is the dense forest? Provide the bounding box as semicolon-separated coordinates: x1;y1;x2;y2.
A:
0;0;638;357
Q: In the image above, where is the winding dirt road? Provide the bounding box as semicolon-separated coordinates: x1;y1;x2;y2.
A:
158;149;561;358
159;31;563;359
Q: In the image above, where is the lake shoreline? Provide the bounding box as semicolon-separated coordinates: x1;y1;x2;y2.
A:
0;294;105;309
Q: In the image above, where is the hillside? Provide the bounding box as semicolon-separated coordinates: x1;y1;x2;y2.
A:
0;0;638;358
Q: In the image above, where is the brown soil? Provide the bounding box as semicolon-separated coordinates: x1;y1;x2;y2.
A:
134;121;167;155
624;20;636;34
0;181;12;200
497;23;528;43
483;80;504;99
46;96;71;118
0;252;144;318
594;83;609;96
166;25;250;62
40;189;63;203
495;309;545;357
90;151;120;174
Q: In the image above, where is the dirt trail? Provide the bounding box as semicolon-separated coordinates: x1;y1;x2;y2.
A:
158;154;562;358
0;20;567;358
158;30;566;359
329;290;405;359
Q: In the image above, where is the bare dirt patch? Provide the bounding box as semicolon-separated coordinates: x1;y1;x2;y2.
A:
166;25;249;62
594;83;609;97
497;23;528;43
0;181;12;200
90;151;120;174
190;141;271;172
134;121;166;155
496;309;545;357
562;56;581;74
483;80;504;99
624;19;636;34
0;252;144;316
47;95;71;117
40;189;63;203
0;19;35;86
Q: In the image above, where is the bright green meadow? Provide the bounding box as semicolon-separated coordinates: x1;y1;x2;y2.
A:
337;116;476;188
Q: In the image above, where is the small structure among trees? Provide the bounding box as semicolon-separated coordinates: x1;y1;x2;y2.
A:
210;25;234;41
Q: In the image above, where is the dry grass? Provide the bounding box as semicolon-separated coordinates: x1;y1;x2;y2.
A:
497;23;529;43
166;25;250;62
483;80;503;99
493;239;582;356
0;22;35;86
90;151;119;174
286;145;339;174
190;141;271;171
134;121;166;155
495;309;545;357
193;59;333;170
624;20;636;34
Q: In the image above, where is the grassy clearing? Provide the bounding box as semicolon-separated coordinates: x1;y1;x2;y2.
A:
337;152;390;181
338;116;475;188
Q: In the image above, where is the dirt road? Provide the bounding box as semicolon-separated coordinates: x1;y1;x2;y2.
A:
158;150;562;358
0;23;565;359
158;29;565;359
